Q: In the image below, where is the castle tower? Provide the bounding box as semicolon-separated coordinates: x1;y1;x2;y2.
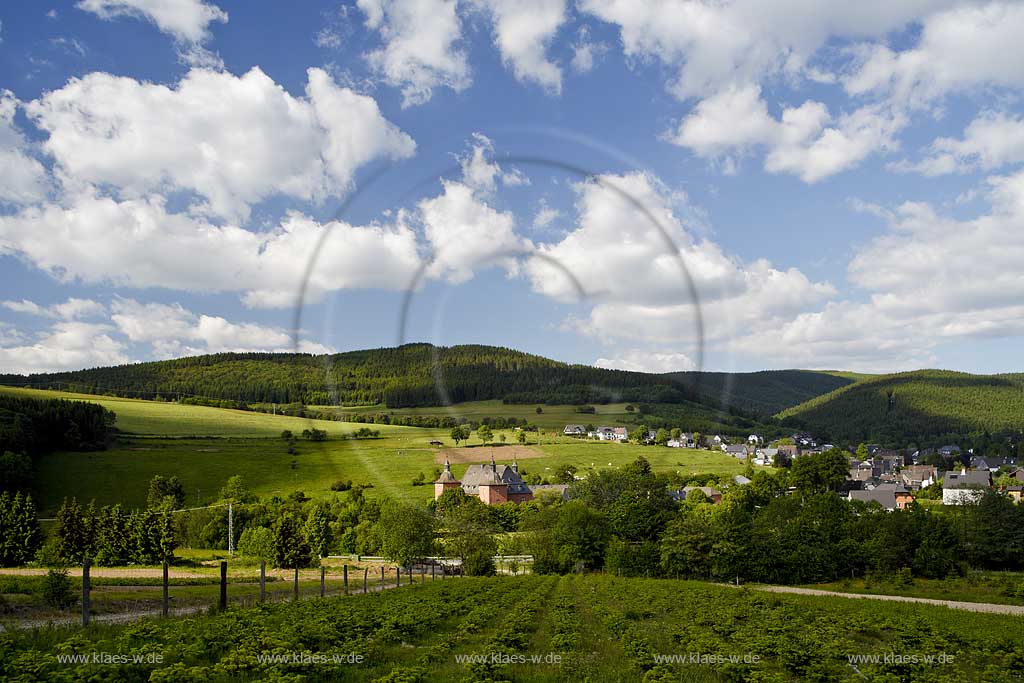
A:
479;456;508;505
434;459;461;499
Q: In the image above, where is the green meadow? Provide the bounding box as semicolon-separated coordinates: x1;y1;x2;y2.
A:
313;399;638;431
2;387;751;515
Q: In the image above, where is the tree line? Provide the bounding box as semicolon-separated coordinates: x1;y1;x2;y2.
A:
0;343;718;410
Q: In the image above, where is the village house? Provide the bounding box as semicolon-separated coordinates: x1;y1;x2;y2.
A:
848;489;898;511
876;483;914;509
668;433;696;448
942;468;991;505
723;444;748;459
777;443;801;459
1005;486;1023;504
671;486;722;504
753;447;778;466
849;460;878;483
434;457;534;505
563;424;586;437
900;464;938;490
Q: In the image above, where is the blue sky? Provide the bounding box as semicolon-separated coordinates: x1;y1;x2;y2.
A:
1;0;1023;376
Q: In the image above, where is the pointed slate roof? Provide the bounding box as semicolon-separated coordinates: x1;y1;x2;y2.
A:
434;459;459;484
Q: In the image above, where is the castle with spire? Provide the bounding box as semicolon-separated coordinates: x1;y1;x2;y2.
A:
434;455;535;504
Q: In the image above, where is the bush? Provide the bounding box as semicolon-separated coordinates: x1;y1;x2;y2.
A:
39;568;75;609
331;479;353;492
238;526;275;561
893;567;914;588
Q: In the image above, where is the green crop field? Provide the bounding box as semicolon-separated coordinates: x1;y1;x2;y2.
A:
3;575;1022;682
6;387;750;515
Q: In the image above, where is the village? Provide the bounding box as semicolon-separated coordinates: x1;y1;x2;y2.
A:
433;423;1024;511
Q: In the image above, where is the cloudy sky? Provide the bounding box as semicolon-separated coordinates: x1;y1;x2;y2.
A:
1;0;1023;376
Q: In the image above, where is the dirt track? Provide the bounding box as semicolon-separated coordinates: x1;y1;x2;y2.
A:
434;445;544;464
740;584;1024;616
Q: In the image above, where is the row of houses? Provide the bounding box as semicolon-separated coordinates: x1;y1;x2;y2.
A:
563;425;630;441
848;466;1024;510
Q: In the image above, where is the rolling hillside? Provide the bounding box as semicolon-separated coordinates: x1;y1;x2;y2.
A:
0;344;853;418
665;369;858;416
778;370;1024;445
0;344;708;409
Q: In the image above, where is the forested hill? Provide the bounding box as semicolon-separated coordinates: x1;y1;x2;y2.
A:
777;370;1024;446
665;369;856;417
0;344;719;409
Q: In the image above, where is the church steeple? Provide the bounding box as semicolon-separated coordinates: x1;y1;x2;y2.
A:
512;457;518;473
490;454;496;473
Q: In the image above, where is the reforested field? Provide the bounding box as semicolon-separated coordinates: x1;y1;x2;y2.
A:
0;344;712;409
3;575;1023;682
666;369;858;417
778;370;1024;445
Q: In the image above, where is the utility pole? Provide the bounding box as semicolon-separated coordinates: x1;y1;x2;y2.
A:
227;502;234;555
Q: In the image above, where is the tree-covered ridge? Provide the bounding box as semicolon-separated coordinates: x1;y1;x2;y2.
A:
0;344;709;409
778;370;1024;445
665;369;857;416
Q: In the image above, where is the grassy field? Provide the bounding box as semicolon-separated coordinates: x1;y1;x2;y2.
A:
2;575;1023;682
33;436;747;514
10;386;750;514
313;399;638;430
0;386;420;438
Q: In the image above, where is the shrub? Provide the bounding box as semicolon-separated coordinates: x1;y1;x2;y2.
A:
237;526;275;561
893;567;914;588
39;568;75;609
330;479;353;492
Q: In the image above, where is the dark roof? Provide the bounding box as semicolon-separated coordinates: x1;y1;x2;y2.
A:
460;462;530;495
943;470;991;489
849;489;897;509
434;460;459;484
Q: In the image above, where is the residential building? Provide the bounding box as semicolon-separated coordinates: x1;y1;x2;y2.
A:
941;468;991;505
900;465;938;490
848;489;898;511
563;424;587;437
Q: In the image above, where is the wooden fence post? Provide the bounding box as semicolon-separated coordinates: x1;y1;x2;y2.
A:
380;566;384;587
162;558;169;617
432;563;436;581
219;561;227;610
293;567;299;601
82;557;91;626
363;567;368;594
343;565;349;595
259;560;266;603
320;566;326;598
395;566;400;587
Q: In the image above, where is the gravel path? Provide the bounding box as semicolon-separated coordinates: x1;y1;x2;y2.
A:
742;584;1024;615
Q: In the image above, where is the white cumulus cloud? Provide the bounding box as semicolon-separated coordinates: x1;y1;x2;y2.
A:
26;67;415;222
